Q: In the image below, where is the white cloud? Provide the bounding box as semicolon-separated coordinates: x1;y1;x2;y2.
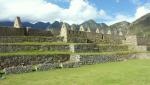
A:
106;14;134;25
0;0;105;24
0;0;149;25
135;3;150;19
107;3;150;25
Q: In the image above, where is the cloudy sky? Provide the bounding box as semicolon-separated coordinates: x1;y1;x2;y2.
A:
0;0;150;25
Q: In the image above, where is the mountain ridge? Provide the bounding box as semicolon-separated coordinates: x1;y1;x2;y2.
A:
0;13;150;37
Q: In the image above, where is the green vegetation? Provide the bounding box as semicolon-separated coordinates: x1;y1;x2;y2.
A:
0;50;148;56
0;42;129;46
0;42;70;45
2;36;62;38
1;59;150;85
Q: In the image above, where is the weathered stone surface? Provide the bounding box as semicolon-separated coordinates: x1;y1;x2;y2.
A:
63;62;80;68
0;45;70;53
3;65;33;74
0;54;70;69
36;63;59;71
73;44;128;53
80;54;135;65
0;27;53;36
0;36;63;43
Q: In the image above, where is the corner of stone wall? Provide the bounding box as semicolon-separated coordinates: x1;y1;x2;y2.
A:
69;54;80;62
69;44;75;53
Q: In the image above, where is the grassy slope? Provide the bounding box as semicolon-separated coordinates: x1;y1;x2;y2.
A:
1;59;150;85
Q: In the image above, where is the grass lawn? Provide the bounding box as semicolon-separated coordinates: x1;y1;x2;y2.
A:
1;59;150;85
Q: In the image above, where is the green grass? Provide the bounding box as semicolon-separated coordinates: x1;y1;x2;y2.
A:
0;42;129;46
0;50;146;56
1;36;62;38
0;42;95;45
0;42;70;45
1;59;150;85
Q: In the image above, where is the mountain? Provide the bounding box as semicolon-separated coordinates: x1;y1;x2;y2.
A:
0;21;13;27
130;13;150;37
81;19;109;32
0;13;150;37
110;21;130;35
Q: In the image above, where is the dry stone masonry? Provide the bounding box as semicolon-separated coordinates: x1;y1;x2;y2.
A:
0;16;149;75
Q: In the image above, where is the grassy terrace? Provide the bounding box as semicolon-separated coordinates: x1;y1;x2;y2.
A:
0;36;62;38
0;51;148;56
0;42;128;46
1;59;150;85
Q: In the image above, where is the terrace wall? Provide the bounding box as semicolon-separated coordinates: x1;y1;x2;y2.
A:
0;27;53;36
79;54;136;65
0;36;63;43
0;44;70;53
0;54;70;69
71;44;128;53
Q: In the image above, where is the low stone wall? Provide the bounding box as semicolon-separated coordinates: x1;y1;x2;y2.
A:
0;36;63;43
0;54;70;69
71;44;128;53
80;54;136;65
36;62;80;71
3;65;33;74
36;63;59;71
1;54;138;74
0;44;70;53
3;62;81;74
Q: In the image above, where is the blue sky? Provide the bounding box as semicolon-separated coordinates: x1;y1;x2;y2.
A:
0;0;150;25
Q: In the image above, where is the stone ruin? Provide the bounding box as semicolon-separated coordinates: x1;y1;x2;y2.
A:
13;16;22;28
0;16;149;75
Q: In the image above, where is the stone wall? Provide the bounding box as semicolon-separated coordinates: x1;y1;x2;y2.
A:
86;32;103;43
123;35;138;45
70;44;128;53
0;43;129;53
2;53;149;74
0;27;53;36
0;54;70;69
128;45;147;51
3;62;81;74
0;36;63;43
80;54;136;65
123;36;150;46
3;65;33;74
66;30;122;44
27;29;53;36
67;30;88;43
0;27;25;36
137;37;150;46
0;44;70;52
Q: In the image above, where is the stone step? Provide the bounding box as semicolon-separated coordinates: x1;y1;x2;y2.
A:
0;43;129;53
0;36;63;43
0;44;70;53
70;44;129;53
